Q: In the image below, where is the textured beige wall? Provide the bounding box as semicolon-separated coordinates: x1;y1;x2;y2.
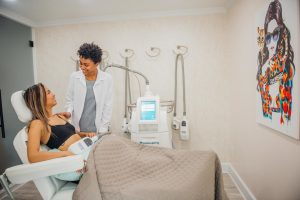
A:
34;14;230;160
226;0;300;199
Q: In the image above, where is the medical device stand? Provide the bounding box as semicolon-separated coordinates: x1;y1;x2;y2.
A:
103;62;149;132
119;49;135;133
173;46;189;140
0;174;14;200
122;53;130;133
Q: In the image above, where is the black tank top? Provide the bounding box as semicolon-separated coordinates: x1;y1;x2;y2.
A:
46;120;76;149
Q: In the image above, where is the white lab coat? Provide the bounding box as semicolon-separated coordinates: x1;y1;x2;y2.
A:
65;69;113;133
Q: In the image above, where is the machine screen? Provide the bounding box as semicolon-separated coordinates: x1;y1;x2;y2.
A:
140;101;156;121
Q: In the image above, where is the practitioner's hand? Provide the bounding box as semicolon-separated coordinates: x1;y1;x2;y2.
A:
85;132;96;138
57;112;71;119
78;132;96;138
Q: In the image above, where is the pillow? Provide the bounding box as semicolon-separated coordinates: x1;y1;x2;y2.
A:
11;91;32;123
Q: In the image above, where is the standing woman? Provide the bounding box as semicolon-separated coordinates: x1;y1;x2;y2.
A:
63;43;113;134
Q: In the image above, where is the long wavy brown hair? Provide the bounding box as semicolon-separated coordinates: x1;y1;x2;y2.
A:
23;83;49;133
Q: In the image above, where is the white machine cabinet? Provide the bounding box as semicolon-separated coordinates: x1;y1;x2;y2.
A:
129;96;172;149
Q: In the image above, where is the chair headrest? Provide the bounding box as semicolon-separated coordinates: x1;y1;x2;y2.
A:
11;91;32;123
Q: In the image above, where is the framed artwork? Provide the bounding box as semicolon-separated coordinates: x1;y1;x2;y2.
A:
256;0;299;139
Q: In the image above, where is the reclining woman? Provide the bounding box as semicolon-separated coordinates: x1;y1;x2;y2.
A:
23;83;96;180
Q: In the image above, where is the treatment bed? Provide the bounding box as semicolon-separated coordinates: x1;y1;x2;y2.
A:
73;134;228;200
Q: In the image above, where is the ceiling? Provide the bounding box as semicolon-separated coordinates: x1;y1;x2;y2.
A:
0;0;234;27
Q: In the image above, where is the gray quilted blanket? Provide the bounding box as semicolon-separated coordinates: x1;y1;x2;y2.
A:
73;134;228;200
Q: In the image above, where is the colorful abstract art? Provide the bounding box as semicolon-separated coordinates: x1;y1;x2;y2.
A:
256;0;299;139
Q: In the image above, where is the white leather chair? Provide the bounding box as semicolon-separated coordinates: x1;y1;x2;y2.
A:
0;91;84;200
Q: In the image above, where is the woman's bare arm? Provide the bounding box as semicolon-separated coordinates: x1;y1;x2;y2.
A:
27;120;74;163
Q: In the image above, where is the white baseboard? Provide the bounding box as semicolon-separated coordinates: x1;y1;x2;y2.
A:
222;162;257;200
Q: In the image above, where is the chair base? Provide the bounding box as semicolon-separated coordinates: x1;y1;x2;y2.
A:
0;174;15;200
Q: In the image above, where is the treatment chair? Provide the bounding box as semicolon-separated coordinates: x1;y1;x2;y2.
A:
0;91;84;200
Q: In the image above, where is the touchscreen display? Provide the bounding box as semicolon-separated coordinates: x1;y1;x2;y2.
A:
140;101;156;121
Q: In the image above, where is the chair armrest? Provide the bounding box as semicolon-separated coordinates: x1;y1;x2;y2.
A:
5;155;84;184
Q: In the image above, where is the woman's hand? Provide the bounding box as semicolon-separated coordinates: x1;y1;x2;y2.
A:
78;132;96;138
76;160;87;173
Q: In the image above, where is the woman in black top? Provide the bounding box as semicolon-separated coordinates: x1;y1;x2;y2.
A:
23;83;96;163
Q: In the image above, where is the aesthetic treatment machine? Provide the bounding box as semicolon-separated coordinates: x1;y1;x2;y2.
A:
103;64;172;148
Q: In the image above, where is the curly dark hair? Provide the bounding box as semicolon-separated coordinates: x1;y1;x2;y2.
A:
77;43;102;64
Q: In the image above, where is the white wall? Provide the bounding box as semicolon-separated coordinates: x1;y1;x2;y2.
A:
226;0;300;199
34;14;231;160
